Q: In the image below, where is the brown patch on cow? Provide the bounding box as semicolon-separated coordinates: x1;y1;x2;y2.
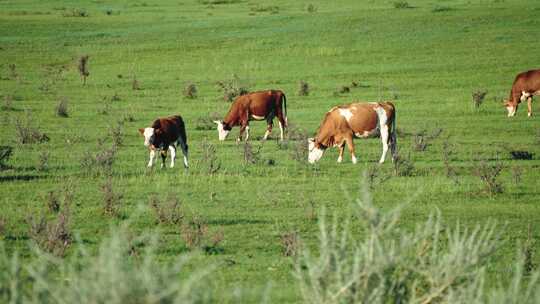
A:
138;128;144;135
506;68;540;116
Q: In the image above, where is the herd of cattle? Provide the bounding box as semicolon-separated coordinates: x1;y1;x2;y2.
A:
138;68;539;169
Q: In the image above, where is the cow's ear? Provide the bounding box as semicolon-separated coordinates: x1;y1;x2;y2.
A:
138;128;144;135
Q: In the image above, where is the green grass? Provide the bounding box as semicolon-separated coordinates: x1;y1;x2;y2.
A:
1;0;540;302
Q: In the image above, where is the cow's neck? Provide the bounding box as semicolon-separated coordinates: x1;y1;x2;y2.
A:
315;131;333;149
223;111;240;128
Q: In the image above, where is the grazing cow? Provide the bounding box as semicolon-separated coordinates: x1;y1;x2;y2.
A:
213;90;287;142
138;115;189;169
308;102;397;164
504;69;540;117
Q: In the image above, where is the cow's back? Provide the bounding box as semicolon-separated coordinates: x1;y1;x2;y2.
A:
513;69;540;91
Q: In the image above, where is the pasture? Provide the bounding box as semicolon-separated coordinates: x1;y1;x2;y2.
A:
1;0;540;302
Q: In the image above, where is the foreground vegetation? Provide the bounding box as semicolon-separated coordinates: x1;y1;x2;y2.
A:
1;0;539;302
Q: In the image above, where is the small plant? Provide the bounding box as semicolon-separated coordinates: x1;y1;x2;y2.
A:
181;216;208;250
306;3;317;13
8;63;18;79
337;85;350;94
200;138;221;174
511;165;523;184
393;1;410;8
195;113;220;130
250;5;279;14
412;131;428;152
62;8;89;17
280;231;301;257
510;150;534;160
45;191;60;213
27;199;72;257
393;151;414;177
472;90;488;109
183;82;198;99
132;76;140;90
36;150;49;172
15;115;49;144
0;146;13;169
243;141;261;165
0;216;5;237
2;95;14;110
216;75;249;102
149;194;185;225
523;223;536;275
110;120;124;147
111;93;121;101
81;142;117;176
298;80;309;96
98;99;112;115
442;137;458;182
473;158;504;195
304;200;317;222
78;55;90;85
55;96;69;117
366;164;391;189
101;176;123;217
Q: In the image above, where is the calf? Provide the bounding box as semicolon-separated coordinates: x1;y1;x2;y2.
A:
214;90;287;142
504;69;540;117
308;102;397;164
138;115;188;168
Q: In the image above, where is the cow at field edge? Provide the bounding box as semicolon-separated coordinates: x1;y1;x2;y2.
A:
308;102;397;164
138;115;189;168
214;90;287;142
504;69;540;117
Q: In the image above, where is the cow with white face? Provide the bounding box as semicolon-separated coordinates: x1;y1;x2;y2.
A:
504;68;540;117
308;102;397;164
214;90;287;142
138;115;189;169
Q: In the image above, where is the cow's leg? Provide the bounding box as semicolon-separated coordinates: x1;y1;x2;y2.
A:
263;123;273;140
277;115;286;141
337;142;345;163
527;96;533;117
345;135;357;164
169;145;176;168
379;125;390;164
147;149;156;167
160;149;167;169
244;125;250;141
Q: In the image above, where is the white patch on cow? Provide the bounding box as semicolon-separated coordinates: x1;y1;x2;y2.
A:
337;155;343;163
143;128;154;147
169;146;176;168
214;121;230;141
147;149;156;167
351;155;357;164
374;106;389;163
338;108;353;122
506;105;516;117
308;138;324;164
183;155;189;168
354;129;377;138
279;121;284;141
251;114;265;120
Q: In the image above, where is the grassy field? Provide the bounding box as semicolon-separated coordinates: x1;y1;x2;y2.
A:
1;0;540;302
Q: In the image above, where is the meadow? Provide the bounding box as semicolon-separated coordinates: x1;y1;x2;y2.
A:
1;0;540;302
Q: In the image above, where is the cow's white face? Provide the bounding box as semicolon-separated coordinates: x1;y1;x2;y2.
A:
142;128;155;147
214;121;230;141
308;138;324;164
504;101;517;117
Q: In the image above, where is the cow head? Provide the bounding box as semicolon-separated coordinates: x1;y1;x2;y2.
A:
213;120;231;141
308;138;324;164
139;127;156;148
503;100;517;117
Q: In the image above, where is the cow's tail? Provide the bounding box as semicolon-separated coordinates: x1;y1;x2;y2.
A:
389;103;397;162
282;92;288;127
177;117;189;168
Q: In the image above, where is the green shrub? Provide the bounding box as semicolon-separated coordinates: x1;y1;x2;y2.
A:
294;178;540;303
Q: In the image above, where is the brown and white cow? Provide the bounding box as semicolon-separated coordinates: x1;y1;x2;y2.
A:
214;90;287;142
504;69;540;117
138;115;189;168
308;102;396;164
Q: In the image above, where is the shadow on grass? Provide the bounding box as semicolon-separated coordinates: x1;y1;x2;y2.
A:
0;174;44;182
207;218;270;226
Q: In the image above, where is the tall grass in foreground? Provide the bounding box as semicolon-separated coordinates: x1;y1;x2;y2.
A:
2;179;540;303
0;225;212;303
294;175;540;304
